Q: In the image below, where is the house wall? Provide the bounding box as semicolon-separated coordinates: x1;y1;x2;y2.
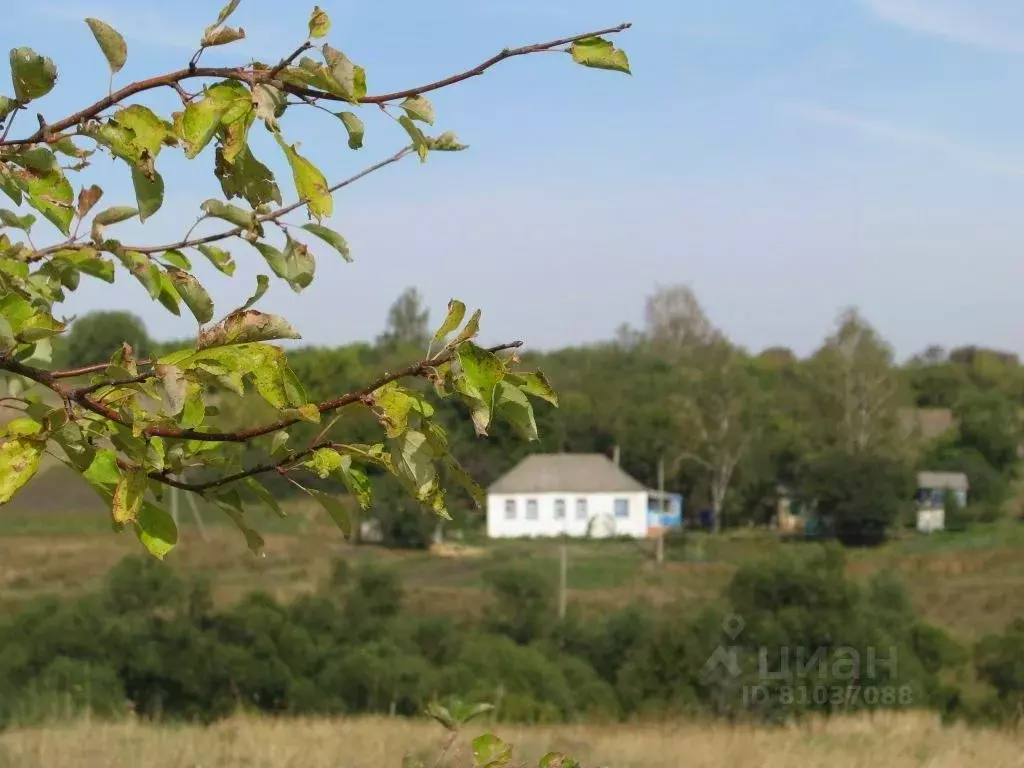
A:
486;491;650;539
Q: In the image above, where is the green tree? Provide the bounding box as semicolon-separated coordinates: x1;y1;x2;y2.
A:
377;286;430;352
62;311;151;370
0;5;632;559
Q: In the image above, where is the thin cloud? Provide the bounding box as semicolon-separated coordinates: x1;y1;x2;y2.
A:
786;103;1024;177
864;0;1024;53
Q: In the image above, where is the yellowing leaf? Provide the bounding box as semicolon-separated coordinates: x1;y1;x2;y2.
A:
305;447;342;479
493;381;538;441
197;310;301;349
308;6;330;38
0;438;43;504
85;18;127;74
8;148;73;235
201;199;257;230
201;26;246;47
510;370;558;406
400;95;435;125
398;115;429;162
274;133;332;219
160;249;191;270
112;467;147;524
240;274;270;311
211;0;241;28
215;144;282;208
132;166;164;222
9;47;57;102
76;185;103;219
390;429;436;499
458;342;505;403
92;205;138;226
432;299;466;348
472;734;513;768
320;45;365;102
569;36;631;74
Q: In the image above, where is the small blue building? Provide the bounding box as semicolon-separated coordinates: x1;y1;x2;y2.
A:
646;491;684;535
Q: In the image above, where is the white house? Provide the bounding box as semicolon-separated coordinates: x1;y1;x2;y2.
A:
915;471;969;533
486;453;658;539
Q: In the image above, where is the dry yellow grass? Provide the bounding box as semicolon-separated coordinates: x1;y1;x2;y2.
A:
1;713;1021;768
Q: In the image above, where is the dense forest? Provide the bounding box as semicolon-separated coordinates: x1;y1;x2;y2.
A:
1;546;1021;729
45;283;1024;548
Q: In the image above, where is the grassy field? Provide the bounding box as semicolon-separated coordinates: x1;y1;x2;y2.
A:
1;712;1022;767
2;459;1024;641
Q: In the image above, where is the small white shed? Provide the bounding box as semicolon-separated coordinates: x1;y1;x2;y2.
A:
486;453;651;539
915;471;969;533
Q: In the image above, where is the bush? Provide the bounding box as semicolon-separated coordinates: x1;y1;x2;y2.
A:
974;618;1024;722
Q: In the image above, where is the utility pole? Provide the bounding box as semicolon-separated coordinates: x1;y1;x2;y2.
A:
558;533;568;620
656;455;665;565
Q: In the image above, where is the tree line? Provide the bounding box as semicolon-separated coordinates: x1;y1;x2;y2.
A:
0;546;1020;729
47;284;1024;547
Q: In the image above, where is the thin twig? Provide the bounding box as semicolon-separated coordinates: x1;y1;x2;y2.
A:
265;41;313;82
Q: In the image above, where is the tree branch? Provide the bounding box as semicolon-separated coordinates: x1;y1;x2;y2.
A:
1;23;631;147
1;341;523;445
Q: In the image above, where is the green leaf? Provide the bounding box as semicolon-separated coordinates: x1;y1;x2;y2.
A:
308;489;351;537
308;6;330;38
305;447;342;479
0;96;16;122
53;248;115;283
76;184;103;219
9;47;57;102
201;199;257;230
8;148;73;234
212;0;241;28
338;456;371;509
569;36;631;74
213;490;265;553
398;115;429;162
160;249;191;270
112;467;147;524
335;111;364;149
509;370;558;406
425;701;456;731
390;429;436;499
132;166;164;222
0;209;35;231
215;144;282;208
113;104;175;161
244;477;284;518
166;268;214;323
115;249;160;299
240;274;270;311
472;734;513;768
400;95;435;125
274;133;332;219
458;342;505;403
197;310;301;349
85;18;127;74
450;309;481;346
154;269;182;317
426;130;469;152
301;223;351;262
0;438;43;504
493;381;538;441
196;244;236;275
3;417;42;438
178;81;250;159
135;501;178;559
452;701;494;726
432;299;466;348
283;236;315;291
201;26;246;47
92;205;138;226
251;242;287;280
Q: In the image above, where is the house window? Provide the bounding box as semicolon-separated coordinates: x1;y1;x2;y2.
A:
554;499;566;520
575;498;588;520
526;499;539;520
504;499;516;519
614;498;629;518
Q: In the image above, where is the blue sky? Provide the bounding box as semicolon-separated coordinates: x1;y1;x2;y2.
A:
6;0;1024;359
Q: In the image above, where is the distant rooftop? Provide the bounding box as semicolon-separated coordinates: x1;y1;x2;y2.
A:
488;453;648;494
917;471;969;492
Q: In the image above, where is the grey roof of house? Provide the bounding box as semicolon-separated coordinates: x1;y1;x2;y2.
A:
487;453;649;494
917;471;969;492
